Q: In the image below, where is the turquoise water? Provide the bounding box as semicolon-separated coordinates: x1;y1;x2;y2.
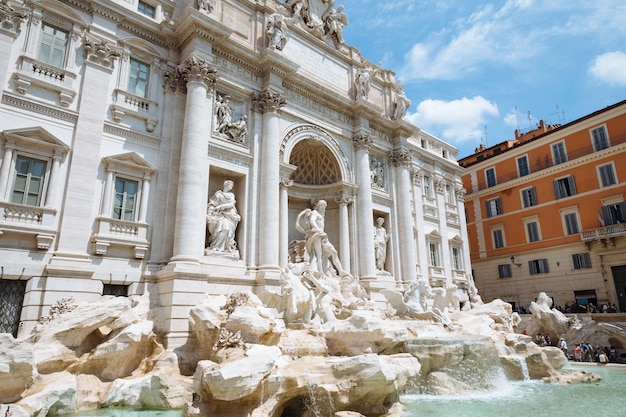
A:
57;409;181;417
403;364;626;417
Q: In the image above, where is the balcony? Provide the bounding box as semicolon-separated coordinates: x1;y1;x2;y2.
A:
110;89;159;132
14;55;77;107
0;201;58;249
581;223;626;249
92;216;149;259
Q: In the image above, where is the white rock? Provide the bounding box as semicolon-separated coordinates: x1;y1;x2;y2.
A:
0;334;34;403
17;372;77;417
105;373;192;409
226;305;285;345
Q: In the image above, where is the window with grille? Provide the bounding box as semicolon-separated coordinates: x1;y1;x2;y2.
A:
0;279;27;337
113;177;138;221
521;187;537;208
11;155;47;206
103;284;129;297
591;126;609;151
572;253;592;269
37;22;68;68
529;258;550;275
552;142;567;165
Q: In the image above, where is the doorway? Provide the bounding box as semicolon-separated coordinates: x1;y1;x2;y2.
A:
612;265;626;313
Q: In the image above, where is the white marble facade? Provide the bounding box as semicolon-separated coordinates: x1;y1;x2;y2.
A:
0;0;470;347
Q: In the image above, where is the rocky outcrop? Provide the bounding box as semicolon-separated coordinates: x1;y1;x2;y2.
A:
0;334;34;403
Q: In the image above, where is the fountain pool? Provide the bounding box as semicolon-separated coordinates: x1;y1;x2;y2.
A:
403;363;626;417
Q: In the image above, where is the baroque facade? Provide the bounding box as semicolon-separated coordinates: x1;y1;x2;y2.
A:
460;100;626;312
0;0;470;347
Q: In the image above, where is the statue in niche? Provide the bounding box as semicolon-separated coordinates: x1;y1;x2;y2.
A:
373;217;390;272
197;0;215;14
224;115;248;144
206;180;240;256
322;0;347;44
267;13;289;50
393;87;411;120
354;64;380;100
296;199;347;277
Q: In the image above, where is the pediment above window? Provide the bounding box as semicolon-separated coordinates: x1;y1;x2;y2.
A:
1;126;70;154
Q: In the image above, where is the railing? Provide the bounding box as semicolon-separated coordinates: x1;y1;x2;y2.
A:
581;223;626;241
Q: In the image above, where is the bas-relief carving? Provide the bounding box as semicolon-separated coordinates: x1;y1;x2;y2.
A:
214;93;248;144
206;180;241;258
369;156;385;190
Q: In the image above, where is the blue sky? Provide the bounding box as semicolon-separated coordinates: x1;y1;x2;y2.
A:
338;0;626;158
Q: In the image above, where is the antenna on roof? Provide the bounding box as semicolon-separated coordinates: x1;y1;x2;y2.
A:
527;111;532;130
515;106;520;131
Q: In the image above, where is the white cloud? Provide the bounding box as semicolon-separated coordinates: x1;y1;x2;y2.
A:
408;96;499;143
589;52;626;86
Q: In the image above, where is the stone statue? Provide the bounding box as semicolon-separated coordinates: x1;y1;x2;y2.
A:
267;12;288;50
393;88;411;120
322;1;347;44
224;115;248;144
206;180;240;254
215;94;232;134
354;63;381;100
432;284;461;313
374;217;390;271
381;278;452;327
296;199;347;277
370;159;384;189
197;0;215;14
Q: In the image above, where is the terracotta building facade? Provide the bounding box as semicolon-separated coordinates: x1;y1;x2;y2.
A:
460;100;626;312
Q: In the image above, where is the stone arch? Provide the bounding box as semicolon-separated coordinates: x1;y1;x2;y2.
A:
280;124;352;184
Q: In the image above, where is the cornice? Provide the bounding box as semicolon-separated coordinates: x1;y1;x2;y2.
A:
1;93;78;122
174;10;233;50
103;123;161;146
208;142;253;168
466;142;626;200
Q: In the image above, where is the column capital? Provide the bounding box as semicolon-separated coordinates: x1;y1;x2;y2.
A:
83;34;122;71
0;0;29;36
389;147;411;167
279;176;293;187
334;192;353;205
410;166;422;185
179;56;217;90
163;67;186;93
253;89;287;114
352;132;373;151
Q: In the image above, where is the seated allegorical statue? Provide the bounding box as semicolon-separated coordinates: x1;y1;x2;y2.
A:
206;180;241;255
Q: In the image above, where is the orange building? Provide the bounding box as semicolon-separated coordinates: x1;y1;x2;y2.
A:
459;100;626;312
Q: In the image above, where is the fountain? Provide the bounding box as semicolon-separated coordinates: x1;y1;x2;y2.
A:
0;212;616;417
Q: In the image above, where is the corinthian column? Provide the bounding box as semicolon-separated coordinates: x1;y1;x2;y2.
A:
334;193;353;274
353;132;377;279
390;147;417;282
279;176;293;268
171;56;217;263
254;89;286;273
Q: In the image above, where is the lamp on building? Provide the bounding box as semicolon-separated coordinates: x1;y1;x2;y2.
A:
510;256;522;267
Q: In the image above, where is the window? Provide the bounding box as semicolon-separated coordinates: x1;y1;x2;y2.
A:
485;167;496;188
601;202;626;226
563;212;579;235
429;242;439;267
517;156;530;177
138;1;156;18
451;247;462;269
591;126;609;151
526;221;540;242
529;258;550;275
572;253;592;269
552;142;567;165
37;22;68;68
445;184;455;205
521;187;537;208
553;176;576;199
598;163;616;187
103;284;129;297
128;58;150;98
498;264;512;278
10;155;47;206
423;175;433;197
113;178;138;221
486;197;502;217
492;229;505;249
